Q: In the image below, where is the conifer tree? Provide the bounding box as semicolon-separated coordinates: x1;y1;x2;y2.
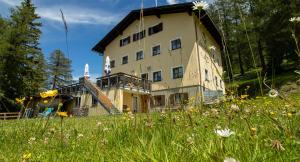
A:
48;49;72;89
1;0;46;102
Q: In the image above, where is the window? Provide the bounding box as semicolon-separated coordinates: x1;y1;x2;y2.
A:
122;56;128;64
215;76;218;87
205;69;209;81
110;60;115;68
133;30;145;41
172;66;183;79
92;96;98;106
120;36;130;47
153;71;162;82
152;45;161;56
171;38;181;50
141;73;148;80
136;51;144;60
151;95;165;107
169;93;188;105
220;80;223;88
148;23;163;35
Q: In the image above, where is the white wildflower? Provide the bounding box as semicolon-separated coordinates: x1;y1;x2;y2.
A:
77;133;84;138
230;104;240;112
268;89;279;98
186;136;194;145
224;157;239;162
101;138;108;146
43;137;49;144
28;137;36;145
209;45;216;51
96;121;102;127
215;128;235;137
103;127;109;132
192;1;208;11
290;17;300;23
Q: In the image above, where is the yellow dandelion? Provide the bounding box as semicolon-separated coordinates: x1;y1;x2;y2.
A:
22;152;32;160
40;89;58;98
250;127;257;136
240;95;249;99
56;112;68;117
15;97;26;104
287;113;292;118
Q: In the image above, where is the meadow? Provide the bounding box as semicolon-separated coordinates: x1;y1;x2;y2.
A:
0;92;300;162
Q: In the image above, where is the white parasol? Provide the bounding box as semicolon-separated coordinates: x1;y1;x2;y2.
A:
104;56;111;75
84;63;90;78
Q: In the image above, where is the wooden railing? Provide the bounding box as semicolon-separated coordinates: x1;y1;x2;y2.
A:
97;72;151;92
0;112;21;120
81;77;120;114
58;82;82;94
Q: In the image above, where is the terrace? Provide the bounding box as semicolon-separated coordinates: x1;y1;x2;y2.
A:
97;72;152;93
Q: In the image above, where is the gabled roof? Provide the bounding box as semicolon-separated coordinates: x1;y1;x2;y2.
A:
92;2;222;54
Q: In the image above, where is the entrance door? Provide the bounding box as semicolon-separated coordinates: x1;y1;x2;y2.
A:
132;96;138;113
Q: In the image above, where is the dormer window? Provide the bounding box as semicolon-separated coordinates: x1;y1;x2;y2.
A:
148;23;163;36
133;30;145;41
120;36;130;47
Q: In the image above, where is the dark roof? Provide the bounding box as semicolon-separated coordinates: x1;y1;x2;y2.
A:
92;2;222;54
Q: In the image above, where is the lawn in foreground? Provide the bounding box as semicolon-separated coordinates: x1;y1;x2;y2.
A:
0;92;300;162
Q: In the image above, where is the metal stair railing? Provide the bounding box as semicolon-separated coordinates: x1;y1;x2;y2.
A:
82;78;121;115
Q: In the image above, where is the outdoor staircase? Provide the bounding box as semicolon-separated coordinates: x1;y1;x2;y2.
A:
81;77;121;115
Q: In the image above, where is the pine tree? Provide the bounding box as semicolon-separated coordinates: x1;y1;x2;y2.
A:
48;49;72;89
1;0;46;105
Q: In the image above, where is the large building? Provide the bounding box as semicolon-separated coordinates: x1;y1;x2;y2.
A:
60;2;224;115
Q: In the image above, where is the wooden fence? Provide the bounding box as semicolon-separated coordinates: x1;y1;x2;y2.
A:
0;112;21;120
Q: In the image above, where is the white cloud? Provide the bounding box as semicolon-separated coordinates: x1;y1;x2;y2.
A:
0;0;120;25
37;6;119;25
166;0;178;4
0;0;20;6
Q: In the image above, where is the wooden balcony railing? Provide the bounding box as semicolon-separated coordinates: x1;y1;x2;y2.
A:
96;72;151;93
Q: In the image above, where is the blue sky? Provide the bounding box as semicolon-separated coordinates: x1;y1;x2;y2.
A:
0;0;213;81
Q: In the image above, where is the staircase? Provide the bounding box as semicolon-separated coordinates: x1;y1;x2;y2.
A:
81;77;121;115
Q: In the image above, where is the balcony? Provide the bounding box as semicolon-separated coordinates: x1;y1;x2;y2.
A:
97;72;151;93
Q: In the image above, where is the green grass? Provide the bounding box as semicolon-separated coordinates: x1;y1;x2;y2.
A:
1;92;300;161
226;69;299;96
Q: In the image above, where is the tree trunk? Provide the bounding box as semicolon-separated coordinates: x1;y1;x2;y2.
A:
257;38;266;72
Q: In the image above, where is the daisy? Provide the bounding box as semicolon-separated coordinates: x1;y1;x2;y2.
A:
224;157;239;162
290;17;300;23
209;45;216;51
268;89;279;98
215;128;235;137
192;1;208;11
230;104;240;112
